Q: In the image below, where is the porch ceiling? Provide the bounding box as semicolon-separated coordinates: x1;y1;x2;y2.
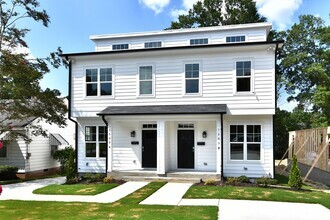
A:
97;104;227;116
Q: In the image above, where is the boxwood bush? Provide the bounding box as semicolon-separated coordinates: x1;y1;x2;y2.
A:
0;165;18;180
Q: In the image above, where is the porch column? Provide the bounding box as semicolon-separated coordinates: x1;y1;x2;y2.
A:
216;118;222;175
107;120;113;172
157;120;165;175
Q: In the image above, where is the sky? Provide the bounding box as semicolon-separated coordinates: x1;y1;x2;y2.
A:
11;0;330;111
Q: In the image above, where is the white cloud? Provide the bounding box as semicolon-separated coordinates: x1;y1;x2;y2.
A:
139;0;171;14
254;0;302;30
170;0;202;20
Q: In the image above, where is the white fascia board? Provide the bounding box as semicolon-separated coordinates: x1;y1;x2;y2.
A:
90;22;272;42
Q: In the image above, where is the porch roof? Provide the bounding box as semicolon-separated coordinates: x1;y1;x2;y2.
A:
97;104;227;116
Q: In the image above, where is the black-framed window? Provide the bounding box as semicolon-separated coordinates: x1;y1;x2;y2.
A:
190;38;208;45
0;142;7;158
185;63;199;94
86;68;112;96
145;41;162;48
85;126;106;158
139;66;153;95
226;36;245;43
236;61;251;92
112;44;129;50
230;125;261;161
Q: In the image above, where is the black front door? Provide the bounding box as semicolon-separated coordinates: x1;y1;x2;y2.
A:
177;130;194;168
142;130;157;168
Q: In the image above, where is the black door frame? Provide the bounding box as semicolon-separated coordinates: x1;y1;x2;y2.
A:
141;125;157;168
177;126;195;169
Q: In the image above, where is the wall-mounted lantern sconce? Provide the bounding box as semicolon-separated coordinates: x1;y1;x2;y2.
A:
202;131;207;138
130;131;136;138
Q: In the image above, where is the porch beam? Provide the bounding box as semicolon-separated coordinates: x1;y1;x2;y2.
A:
157;120;166;175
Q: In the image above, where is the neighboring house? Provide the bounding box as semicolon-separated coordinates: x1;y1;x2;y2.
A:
0;99;75;179
61;22;283;179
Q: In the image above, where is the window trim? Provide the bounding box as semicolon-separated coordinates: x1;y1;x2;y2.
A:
84;66;115;98
137;64;155;97
226;35;247;43
228;124;262;162
233;59;254;95
84;126;107;159
183;61;202;96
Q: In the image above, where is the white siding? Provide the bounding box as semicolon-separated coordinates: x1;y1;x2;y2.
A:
223;115;273;177
71;46;275;117
0;137;26;169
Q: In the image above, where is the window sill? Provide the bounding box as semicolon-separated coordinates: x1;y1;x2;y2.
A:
183;93;202;97
233;92;255;96
84;96;115;100
137;95;155;99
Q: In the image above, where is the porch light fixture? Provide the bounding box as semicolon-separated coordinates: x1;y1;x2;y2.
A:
130;131;136;138
202;131;207;138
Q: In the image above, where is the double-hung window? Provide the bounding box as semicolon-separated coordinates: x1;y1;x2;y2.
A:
230;125;261;161
86;68;113;96
139;66;153;95
185;63;200;94
85;126;107;158
236;61;251;92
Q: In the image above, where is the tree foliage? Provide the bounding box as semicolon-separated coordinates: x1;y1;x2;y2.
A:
276;15;330;125
53;146;74;174
288;154;302;190
0;0;68;141
168;0;266;29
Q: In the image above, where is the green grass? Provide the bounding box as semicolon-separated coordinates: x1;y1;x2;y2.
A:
184;185;330;209
33;183;119;195
0;182;217;219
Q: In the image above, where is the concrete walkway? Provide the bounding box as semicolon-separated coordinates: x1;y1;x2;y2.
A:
0;177;148;203
140;182;330;220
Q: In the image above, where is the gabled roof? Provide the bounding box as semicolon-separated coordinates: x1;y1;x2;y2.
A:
97;104;227;116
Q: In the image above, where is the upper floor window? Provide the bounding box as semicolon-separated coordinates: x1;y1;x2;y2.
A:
236;61;251;92
190;38;208;45
139;66;153;95
185;63;199;94
85;126;107;158
230;125;261;161
226;36;245;43
112;44;129;50
145;41;162;48
86;68;112;97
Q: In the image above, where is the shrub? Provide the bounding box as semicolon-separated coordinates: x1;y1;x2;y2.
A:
83;173;104;183
256;176;278;187
288;154;302;189
65;148;76;183
0;165;18;180
66;177;79;184
204;179;216;186
226;177;240;185
53;146;75;174
103;176;113;184
237;175;249;183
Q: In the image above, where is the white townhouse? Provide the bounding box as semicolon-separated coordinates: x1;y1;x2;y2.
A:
61;22;283;179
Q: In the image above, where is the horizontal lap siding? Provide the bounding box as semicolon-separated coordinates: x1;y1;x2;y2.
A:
223;115;273;177
71;49;275;116
0;140;26;169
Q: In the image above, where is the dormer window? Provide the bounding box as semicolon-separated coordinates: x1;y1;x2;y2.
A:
145;41;162;48
190;38;208;45
112;44;129;50
226;36;245;43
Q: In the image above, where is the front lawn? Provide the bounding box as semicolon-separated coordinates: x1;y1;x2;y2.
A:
184;185;330;209
33;183;119;195
0;182;217;219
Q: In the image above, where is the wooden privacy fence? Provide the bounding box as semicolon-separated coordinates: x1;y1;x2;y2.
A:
288;127;330;181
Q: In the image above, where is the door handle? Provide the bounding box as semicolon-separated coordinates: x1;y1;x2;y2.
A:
142;146;144;152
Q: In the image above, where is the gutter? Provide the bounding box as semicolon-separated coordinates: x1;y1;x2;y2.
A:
66;58;79;175
220;113;224;181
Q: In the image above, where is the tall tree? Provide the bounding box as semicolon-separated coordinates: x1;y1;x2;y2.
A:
0;0;67;142
168;0;266;29
277;15;330;126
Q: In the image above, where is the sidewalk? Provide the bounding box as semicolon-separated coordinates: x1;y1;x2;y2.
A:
0;177;148;203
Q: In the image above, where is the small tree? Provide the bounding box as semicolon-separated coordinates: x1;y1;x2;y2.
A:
52;146;74;174
65;148;76;182
288;154;302;189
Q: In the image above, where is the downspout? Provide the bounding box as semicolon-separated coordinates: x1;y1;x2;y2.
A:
220;113;224;181
66;58;79;175
101;115;108;175
272;43;279;178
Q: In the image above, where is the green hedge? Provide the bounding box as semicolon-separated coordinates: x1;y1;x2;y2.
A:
0;165;18;180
